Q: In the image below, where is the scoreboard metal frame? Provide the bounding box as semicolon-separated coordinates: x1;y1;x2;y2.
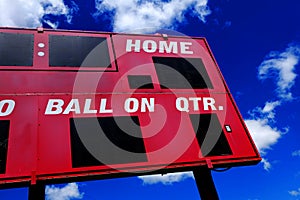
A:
0;27;260;187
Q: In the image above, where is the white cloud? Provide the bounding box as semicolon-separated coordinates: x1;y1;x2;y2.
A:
245;99;287;171
245;119;282;153
248;101;281;121
292;150;300;157
45;183;84;200
261;158;271;171
42;0;69;16
246;100;284;154
258;45;300;100
0;0;77;29
261;101;281;119
245;44;299;171
43;20;59;29
289;188;300;197
138;171;193;185
94;0;211;33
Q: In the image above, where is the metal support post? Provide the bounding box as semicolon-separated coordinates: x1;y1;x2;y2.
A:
193;168;219;200
28;183;45;200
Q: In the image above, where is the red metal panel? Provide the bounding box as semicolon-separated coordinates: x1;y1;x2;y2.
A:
0;96;37;184
0;28;261;186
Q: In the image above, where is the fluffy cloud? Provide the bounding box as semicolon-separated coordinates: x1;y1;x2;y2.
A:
246;44;300;171
289;188;300;197
0;0;77;29
245;119;282;153
138;171;193;185
261;158;271;171
258;45;300;100
245;100;284;154
292;150;300;157
94;0;211;33
248;101;281;121
45;183;84;200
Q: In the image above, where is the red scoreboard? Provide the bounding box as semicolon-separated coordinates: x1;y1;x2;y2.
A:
0;27;261;186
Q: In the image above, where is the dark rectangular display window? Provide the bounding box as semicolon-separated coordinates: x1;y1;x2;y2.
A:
189;114;232;157
49;35;111;68
70;116;147;168
128;75;154;89
0;33;33;66
0;120;10;174
153;57;213;89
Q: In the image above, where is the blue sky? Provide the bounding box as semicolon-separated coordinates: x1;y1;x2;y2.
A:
0;0;300;199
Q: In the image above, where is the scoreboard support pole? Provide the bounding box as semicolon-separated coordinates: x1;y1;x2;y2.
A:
28;183;45;200
193;168;219;200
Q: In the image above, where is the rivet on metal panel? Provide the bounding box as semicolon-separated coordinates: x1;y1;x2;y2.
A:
206;159;213;169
